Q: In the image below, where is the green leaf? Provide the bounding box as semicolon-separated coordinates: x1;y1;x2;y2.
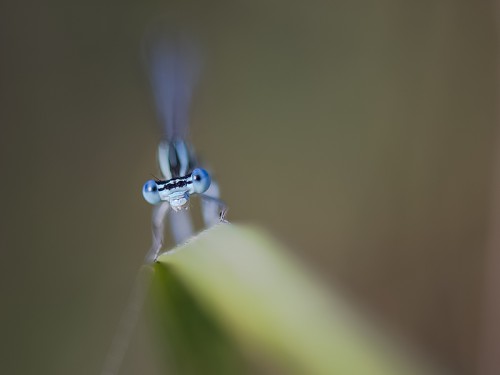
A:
152;224;436;375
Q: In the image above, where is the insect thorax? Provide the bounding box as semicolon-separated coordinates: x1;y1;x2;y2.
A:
158;139;197;179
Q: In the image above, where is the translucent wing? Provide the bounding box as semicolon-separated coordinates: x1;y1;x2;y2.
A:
142;26;202;141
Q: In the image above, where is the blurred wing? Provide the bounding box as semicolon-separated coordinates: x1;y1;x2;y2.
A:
143;27;202;141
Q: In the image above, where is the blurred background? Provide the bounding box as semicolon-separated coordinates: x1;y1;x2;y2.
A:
1;1;498;374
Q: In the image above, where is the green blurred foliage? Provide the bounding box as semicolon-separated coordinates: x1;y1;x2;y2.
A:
152;224;437;375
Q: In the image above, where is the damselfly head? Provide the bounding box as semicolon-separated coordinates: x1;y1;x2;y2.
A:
142;168;211;209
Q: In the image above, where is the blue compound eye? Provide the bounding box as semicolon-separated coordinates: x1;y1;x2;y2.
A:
191;168;211;194
142;180;161;204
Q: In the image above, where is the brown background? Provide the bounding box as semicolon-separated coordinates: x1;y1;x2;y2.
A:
1;1;498;374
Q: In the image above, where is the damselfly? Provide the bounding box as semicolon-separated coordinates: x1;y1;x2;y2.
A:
101;27;226;375
141;27;226;262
